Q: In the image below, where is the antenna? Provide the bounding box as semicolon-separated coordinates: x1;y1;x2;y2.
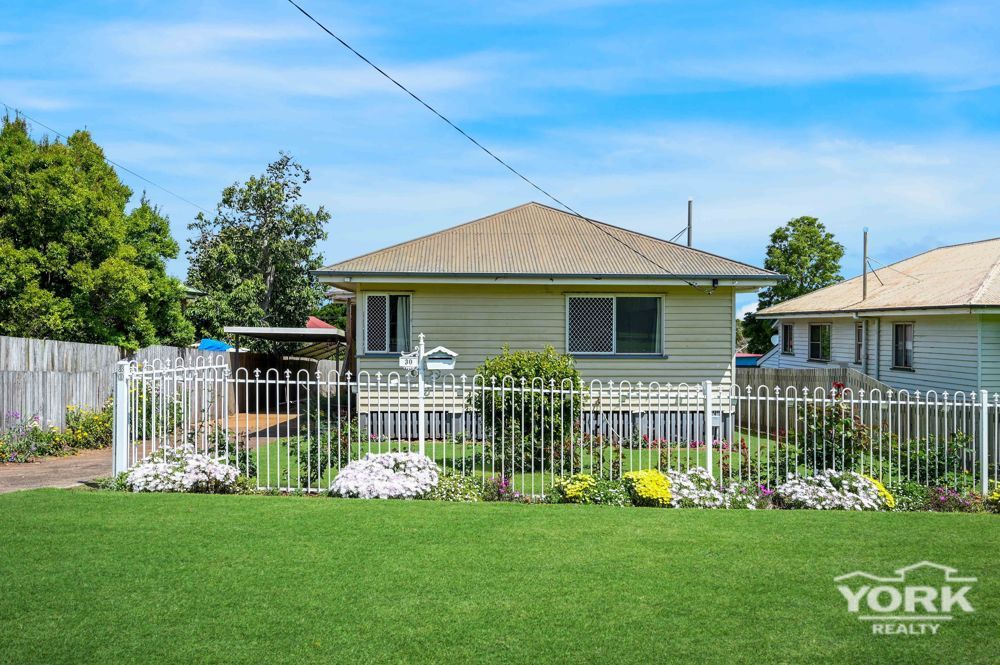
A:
862;227;869;300
687;199;693;247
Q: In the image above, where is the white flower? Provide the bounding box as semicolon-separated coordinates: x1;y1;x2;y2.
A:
330;452;439;499
775;470;887;511
126;444;239;493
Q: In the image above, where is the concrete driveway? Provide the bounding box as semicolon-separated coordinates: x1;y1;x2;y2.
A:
0;448;111;493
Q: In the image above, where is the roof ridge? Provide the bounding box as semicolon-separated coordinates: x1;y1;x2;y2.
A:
972;249;1000;305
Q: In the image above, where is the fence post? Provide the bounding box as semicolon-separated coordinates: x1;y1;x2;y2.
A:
417;333;426;457
112;360;130;476
981;389;990;496
703;380;714;481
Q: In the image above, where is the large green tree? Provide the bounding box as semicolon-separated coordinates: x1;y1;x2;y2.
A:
0;117;194;350
185;154;329;350
744;216;844;353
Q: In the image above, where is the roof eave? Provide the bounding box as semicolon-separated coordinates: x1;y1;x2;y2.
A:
758;304;993;318
314;269;782;284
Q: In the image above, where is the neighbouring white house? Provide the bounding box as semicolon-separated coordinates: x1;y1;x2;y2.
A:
756;237;1000;394
315;202;781;389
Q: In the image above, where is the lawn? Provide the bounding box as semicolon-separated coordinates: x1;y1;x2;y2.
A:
1;491;996;664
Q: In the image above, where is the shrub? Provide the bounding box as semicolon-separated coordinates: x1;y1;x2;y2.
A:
797;400;873;472
126;445;240;493
329;452;438;499
552;473;598;503
622;469;672;507
57;402;112;450
864;475;896;510
722;481;773;510
775;470;890;510
427;474;483;502
885;480;929;512
895;433;973;486
986;483;1000;514
666;467;725;508
0;412;61;462
590;479;630;506
925;486;984;513
470;346;583;471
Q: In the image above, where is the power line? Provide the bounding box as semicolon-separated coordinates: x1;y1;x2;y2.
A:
1;100;212;215
284;0;713;293
867;255;920;282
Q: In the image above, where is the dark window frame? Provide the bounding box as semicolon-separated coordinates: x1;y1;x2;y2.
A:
364;293;411;354
781;323;794;355
808;323;832;362
854;322;864;365
892;322;914;370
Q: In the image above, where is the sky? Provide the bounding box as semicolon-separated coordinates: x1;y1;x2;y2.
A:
4;0;1000;316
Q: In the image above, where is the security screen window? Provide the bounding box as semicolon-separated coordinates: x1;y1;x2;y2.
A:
808;323;831;362
567;296;661;354
782;323;794;354
365;294;411;353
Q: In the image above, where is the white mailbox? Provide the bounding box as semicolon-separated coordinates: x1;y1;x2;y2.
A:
424;345;458;371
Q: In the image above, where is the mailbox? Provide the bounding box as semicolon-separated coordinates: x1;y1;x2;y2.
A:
424;345;458;371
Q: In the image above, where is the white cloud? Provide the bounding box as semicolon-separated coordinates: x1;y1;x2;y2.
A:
736;301;758;320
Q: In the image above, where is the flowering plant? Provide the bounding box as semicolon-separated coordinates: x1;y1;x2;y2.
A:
427;473;482;502
622;469;672;507
330;452;438;499
667;467;725;508
775;470;891;510
552;473;598;503
926;486;983;513
126;445;239;493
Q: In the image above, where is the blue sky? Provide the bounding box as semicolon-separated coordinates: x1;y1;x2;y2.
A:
4;0;1000;315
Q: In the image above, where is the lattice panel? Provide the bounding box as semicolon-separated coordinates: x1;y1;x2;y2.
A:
568;297;614;353
366;295;387;352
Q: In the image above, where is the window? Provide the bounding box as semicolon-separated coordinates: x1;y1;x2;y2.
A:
567;296;661;355
781;324;794;354
365;294;410;353
808;324;831;362
854;323;864;365
893;323;913;369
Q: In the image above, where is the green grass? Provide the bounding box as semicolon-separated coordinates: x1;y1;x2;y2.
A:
1;491;997;664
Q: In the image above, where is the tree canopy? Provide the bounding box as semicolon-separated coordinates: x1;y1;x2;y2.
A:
743;216;844;354
0;117;194;350
185;154;329;350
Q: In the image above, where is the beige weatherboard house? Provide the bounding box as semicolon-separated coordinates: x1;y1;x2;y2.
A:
315;202;780;389
757;237;1000;394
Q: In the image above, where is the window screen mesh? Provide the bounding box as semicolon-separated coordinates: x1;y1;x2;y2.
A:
366;295;387;352
568;297;614;353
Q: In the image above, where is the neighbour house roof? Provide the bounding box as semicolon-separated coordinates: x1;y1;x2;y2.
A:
317;202;778;281
758;237;1000;317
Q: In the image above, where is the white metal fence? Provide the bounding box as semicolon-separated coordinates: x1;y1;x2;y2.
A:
112;358;1000;496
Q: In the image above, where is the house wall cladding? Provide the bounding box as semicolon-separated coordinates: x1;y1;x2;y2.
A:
762;315;994;394
355;284;736;388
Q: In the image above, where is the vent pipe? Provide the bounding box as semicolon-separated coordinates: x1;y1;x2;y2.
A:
687;199;693;247
862;227;869;300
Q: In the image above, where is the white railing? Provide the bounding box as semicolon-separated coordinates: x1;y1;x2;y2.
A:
112;359;999;497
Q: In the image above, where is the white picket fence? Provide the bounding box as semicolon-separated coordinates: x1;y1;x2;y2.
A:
111;357;1000;496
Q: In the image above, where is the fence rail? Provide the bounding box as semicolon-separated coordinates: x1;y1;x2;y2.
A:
112;359;1000;497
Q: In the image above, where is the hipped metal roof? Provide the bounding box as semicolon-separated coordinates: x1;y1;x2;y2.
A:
758;237;1000;317
316;202;778;280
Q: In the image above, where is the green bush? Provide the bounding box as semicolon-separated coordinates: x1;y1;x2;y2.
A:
470;346;583;472
57;401;112;450
427;474;483;502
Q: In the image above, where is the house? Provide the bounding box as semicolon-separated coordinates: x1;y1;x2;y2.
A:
756;237;1000;394
314;202;780;389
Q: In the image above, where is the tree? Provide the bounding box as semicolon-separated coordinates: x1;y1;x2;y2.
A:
0;117;194;350
312;300;347;330
186;154;329;350
743;216;844;353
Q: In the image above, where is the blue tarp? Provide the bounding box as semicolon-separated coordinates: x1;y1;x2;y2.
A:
197;338;233;352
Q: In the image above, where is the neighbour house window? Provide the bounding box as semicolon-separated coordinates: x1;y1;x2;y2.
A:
808;324;831;362
893;323;914;369
365;294;411;354
781;324;794;354
854;323;864;365
567;296;661;354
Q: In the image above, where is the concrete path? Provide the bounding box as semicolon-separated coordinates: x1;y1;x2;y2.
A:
0;448;111;493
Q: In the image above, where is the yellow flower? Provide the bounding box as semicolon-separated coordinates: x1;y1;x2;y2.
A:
623;469;672;507
864;475;896;510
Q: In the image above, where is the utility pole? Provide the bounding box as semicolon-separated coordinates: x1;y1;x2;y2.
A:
687;199;693;247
